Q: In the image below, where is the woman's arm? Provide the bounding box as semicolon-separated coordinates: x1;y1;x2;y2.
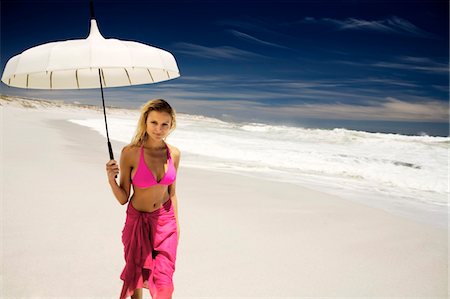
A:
171;193;180;240
107;146;132;205
169;146;181;241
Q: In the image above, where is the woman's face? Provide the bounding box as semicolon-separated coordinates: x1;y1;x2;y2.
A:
146;110;172;140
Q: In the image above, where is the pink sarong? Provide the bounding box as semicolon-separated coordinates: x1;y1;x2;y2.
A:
120;198;178;299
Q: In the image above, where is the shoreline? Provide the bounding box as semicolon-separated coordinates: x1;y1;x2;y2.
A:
5;94;444;229
2;94;449;138
2;98;448;297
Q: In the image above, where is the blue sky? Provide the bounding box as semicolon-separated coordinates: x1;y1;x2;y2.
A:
1;0;449;136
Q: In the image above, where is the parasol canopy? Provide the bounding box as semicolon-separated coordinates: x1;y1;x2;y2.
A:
1;1;180;164
1;19;180;89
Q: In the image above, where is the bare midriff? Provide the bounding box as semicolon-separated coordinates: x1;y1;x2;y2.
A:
130;186;170;212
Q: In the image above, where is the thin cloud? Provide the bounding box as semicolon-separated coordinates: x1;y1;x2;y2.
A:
139;76;441;105
226;29;289;49
172;42;267;60
256;96;449;122
167;95;449;123
372;60;448;74
346;77;419;88
215;19;290;39
174;75;239;83
372;62;447;73
400;56;439;64
302;16;436;38
333;56;448;74
432;85;449;93
216;19;267;32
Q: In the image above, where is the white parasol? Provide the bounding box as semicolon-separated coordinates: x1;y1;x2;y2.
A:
1;1;180;164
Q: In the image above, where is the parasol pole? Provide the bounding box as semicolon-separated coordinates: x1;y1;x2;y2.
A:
90;0;113;160
98;68;114;161
91;0;116;178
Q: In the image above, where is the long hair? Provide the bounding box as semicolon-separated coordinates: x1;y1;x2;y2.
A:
130;99;177;147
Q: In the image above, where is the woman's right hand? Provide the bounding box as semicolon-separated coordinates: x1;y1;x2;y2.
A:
106;159;119;182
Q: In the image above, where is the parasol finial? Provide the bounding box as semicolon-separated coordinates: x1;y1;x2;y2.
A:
90;0;95;20
87;19;105;40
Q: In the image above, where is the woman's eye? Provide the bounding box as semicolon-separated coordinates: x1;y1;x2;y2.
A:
162;124;168;127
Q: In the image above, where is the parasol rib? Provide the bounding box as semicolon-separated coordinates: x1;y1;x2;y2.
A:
76;69;80;89
147;69;154;83
101;68;107;87
124;68;132;85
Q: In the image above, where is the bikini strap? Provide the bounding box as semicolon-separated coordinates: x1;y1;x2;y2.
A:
165;142;172;160
140;145;145;160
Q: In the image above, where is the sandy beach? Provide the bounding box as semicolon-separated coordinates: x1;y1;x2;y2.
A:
1;97;448;298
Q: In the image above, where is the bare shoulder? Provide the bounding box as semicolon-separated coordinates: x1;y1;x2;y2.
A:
167;143;180;156
121;144;140;161
167;143;181;162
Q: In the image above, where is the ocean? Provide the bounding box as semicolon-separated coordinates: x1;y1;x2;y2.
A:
67;106;449;230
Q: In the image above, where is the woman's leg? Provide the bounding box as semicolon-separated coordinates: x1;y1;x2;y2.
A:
131;288;142;299
151;206;178;299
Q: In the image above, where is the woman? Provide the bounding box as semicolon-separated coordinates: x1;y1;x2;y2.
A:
106;99;181;299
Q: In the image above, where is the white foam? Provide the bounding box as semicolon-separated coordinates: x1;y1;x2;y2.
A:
24;97;441;229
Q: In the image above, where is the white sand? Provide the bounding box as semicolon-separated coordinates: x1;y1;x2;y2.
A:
1;97;448;298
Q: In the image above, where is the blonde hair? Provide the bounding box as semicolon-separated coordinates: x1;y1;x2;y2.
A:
130;99;177;147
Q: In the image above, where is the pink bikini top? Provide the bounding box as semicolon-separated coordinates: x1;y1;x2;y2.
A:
131;142;176;189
